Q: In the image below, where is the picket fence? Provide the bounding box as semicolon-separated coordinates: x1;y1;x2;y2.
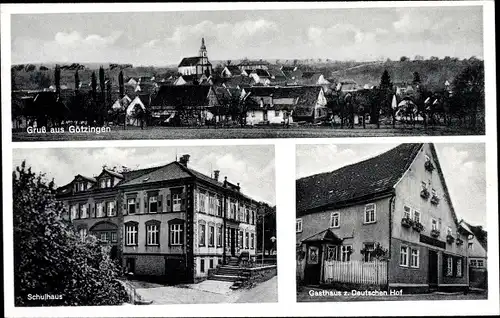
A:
323;260;387;285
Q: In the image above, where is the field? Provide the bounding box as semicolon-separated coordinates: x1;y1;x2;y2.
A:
12;124;483;142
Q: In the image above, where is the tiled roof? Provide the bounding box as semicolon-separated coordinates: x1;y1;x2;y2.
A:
253;69;270;77
178;56;203;67
118;162;192;187
302;228;343;243
296;144;423;215
245;86;322;106
151;85;210;107
225;65;242;75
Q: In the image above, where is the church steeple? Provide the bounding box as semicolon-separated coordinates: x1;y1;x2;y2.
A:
199;37;207;58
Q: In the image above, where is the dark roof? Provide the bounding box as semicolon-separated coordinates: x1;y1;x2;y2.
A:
137;94;151;106
302;229;343;244
463;221;488;251
151;85;210;107
296;144;422;215
253;69;270;77
118;162;192;187
245;86;322;105
178;57;203;67
224;65;242;75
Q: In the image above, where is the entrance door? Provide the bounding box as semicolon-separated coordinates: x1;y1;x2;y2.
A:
304;244;322;285
428;250;438;287
230;228;236;256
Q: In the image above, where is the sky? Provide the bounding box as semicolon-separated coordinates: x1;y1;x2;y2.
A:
12;145;276;205
296;143;487;228
10;6;483;66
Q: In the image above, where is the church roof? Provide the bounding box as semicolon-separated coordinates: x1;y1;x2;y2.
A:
178;57;204;67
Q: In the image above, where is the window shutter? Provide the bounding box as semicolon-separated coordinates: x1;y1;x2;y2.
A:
123;202;127;215
158;194;163;211
166;194;172;212
88;204;91;216
136;199;140;213
181;192;186;210
91;204;96;218
144;196;148;213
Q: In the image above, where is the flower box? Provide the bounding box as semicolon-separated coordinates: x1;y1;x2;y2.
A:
430;229;440;238
401;217;414;228
425;161;435;172
430;195;440;205
420;188;430;199
412;222;424;233
456;238;464;245
446;234;455;244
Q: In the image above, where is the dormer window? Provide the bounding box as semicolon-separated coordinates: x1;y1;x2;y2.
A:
100;178;112;188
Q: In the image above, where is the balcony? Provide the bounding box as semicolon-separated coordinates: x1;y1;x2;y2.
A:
446;234;455;244
412;221;424;233
430;195;440;205
425;161;435;172
420;188;430;200
401;217;414;228
430;229;440;238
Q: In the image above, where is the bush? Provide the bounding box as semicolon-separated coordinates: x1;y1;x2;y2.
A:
13;161;128;306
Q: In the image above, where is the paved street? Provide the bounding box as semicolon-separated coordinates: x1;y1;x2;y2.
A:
134;276;278;304
12;125;481;141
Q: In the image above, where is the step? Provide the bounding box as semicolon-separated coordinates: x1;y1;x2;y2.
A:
209;274;244;282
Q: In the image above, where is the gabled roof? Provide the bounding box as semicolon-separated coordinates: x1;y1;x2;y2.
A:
296;144;422;215
302;228;343;244
75;174;97;183
151;85;210;107
178;56;203;67
253;69;270;77
118;161;193;187
224;65;242;76
462;221;487;251
98;168;124;180
245;86;322;106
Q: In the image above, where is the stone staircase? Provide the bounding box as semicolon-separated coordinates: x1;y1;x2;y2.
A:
208;257;250;287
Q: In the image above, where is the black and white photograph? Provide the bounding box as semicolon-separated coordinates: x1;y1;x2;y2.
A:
296;143;488;302
12;145;277;306
9;5;485;141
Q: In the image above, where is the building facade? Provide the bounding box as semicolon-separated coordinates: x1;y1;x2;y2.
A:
296;143;473;292
178;38;213;77
57;155;258;284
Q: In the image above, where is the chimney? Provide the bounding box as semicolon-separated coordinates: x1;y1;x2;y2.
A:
179;154;190;166
237;182;240;191
224;176;228;187
213;170;220;181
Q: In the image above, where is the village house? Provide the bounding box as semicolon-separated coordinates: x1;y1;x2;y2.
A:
221;65;243;78
296;143;473;293
242;86;328;125
178;38;213;77
459;220;487;289
56;155;258;284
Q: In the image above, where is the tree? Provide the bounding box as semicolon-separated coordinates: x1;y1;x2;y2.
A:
13;161;128;306
412;72;421;85
54;64;61;96
400;56;409;62
453;62;485;130
74;70;80;91
118;71;124;98
99;66;106;124
378;70;394;128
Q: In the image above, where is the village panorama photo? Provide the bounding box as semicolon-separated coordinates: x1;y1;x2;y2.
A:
9;5;485;141
11;145;278;306
295;143;488;302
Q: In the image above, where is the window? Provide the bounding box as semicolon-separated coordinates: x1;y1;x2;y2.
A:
170;223;184;245
127;198;136;214
106;201;116;217
209;196;215;215
100;232;110;243
217;225;223;247
341;245;352;262
200;193;207;213
477;260;484;267
296;218;303;233
100;178;111;188
199;223;206;246
470;259;477;267
71;204;78;220
245;232;249;249
79;228;87;242
403;206;411;219
246;208;250;223
413;210;420;223
230;202;237;219
149;195;158;213
146;223;159;246
125;223;138;246
78;204;85;219
251;233;255;249
275;110;280;117
421;181;427;190
209;259;214;269
363;243;375;262
209;225;215;247
96;202;104;218
431;218;438;231
330;212;340;228
446;256;453;276
200;259;205;273
216;198;222;217
410;248;420;268
364;203;376;223
468;242;473;249
239;230;243;248
172;189;182;212
400;245;409;267
456;258;463;277
447;227;453;236
111;232;117;243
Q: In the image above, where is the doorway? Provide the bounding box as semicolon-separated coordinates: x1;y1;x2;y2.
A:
428;250;438;287
230;228;236;256
304;244;322;285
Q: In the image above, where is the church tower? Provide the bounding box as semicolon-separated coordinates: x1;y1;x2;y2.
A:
198;37;211;76
199;37;207;58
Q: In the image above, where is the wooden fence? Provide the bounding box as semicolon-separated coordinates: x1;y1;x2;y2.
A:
323;260;387;286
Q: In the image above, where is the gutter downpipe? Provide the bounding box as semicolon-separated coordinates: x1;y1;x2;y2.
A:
387;193;396;293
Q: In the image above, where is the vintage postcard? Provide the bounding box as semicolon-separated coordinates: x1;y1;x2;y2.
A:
7;5;486;141
11;145;277;306
296;143;488;302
